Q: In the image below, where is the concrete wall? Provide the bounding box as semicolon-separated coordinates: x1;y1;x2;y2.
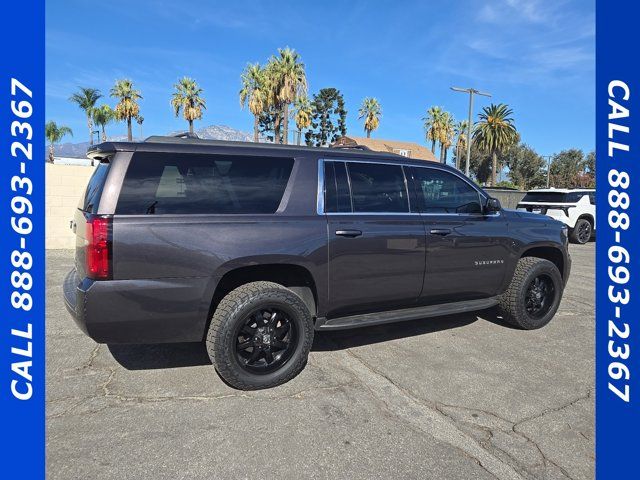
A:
485;188;527;210
46;163;95;249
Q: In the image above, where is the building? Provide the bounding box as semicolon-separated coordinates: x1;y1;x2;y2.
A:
332;136;438;162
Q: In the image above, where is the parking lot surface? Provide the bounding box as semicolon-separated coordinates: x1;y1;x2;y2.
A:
47;244;594;480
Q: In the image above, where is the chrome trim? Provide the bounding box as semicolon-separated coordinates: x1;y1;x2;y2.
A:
316;158;325;215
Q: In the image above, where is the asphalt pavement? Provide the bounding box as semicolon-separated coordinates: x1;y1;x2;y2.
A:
47;243;594;480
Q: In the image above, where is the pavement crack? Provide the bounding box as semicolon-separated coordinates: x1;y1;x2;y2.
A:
341;348;524;480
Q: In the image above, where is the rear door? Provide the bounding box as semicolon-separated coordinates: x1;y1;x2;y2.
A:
323;160;426;317
409;166;510;302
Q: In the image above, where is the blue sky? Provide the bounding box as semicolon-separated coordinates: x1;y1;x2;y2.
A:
46;0;594;155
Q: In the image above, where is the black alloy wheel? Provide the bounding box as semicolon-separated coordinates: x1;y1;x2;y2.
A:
234;308;298;374
524;274;556;319
576;220;592;244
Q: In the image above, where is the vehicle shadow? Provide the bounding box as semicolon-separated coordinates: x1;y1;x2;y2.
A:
108;342;212;370
107;308;511;370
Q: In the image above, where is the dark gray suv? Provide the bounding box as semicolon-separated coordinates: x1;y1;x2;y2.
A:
64;136;571;389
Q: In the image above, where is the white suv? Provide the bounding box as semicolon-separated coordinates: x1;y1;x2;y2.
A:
516;188;595;244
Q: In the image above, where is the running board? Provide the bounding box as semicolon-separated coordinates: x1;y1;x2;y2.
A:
315;297;499;331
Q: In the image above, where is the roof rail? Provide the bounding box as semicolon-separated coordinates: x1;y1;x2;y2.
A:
144;132;200;143
329;144;372;151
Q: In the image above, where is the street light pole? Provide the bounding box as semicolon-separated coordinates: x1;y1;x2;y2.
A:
545;155;553;188
451;87;492;177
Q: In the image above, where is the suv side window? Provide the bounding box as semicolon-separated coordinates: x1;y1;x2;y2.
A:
324;161;352;213
588;192;596;205
117;152;294;215
346;162;409;213
410;167;482;214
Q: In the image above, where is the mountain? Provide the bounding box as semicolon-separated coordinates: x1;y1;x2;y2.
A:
176;125;253;142
51;125;253;158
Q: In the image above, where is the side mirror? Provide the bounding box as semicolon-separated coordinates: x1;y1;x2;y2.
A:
485;197;501;214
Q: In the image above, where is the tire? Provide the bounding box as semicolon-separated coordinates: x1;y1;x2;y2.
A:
570;218;592;244
497;257;563;329
206;281;314;390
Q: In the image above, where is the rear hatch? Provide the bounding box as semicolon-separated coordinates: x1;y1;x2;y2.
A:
517;191;579;214
73;161;111;278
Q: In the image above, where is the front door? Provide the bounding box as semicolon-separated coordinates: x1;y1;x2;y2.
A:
409;166;511;303
323;160;426;317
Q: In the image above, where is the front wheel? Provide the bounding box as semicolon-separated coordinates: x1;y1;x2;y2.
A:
206;281;314;390
570;218;592;244
497;257;563;329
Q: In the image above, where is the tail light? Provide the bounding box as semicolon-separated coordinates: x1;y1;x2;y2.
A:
86;216;112;280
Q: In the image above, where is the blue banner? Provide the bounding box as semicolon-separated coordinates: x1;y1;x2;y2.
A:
0;0;45;477
596;0;640;477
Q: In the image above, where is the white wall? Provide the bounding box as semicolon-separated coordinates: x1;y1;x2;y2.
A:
46;163;95;249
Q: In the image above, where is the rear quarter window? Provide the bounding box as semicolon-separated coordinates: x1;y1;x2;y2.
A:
116;152;294;215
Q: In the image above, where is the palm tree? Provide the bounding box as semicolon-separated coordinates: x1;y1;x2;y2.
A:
171;77;206;135
110;79;142;141
438;112;455;164
271;47;307;144
292;96;312;145
92;105;114;142
473;103;518;186
453;120;469;170
45;121;72;162
240;63;266;142
358;97;382;138
69;87;102;145
423;106;444;153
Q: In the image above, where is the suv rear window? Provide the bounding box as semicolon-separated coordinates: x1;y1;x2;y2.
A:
79;162;110;213
116;153;294;215
522;192;587;203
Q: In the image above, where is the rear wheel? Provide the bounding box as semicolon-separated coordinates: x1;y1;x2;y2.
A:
497;257;563;329
206;281;314;390
570;218;592;244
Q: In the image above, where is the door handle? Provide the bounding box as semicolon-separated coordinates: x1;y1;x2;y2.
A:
335;229;362;238
429;228;452;236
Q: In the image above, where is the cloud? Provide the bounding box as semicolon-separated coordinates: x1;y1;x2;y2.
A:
435;0;595;87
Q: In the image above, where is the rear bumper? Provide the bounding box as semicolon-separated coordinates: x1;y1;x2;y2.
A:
63;268;211;344
516;207;578;228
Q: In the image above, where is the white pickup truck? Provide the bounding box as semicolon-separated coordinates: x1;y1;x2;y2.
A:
516;188;595;244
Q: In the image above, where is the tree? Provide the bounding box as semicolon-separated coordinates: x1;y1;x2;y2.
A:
549;149;588;188
292;96;312;145
92;104;114;142
469;143;493;184
110;79;142;141
305;88;347;147
473;103;518;186
423;106;444;153
270;47;307;144
584;151;596;187
171;77;206;135
358;97;382;138
69;87;102;145
438;111;455;164
45;121;72;162
454;120;469;170
503;143;547;190
239;63;266;142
